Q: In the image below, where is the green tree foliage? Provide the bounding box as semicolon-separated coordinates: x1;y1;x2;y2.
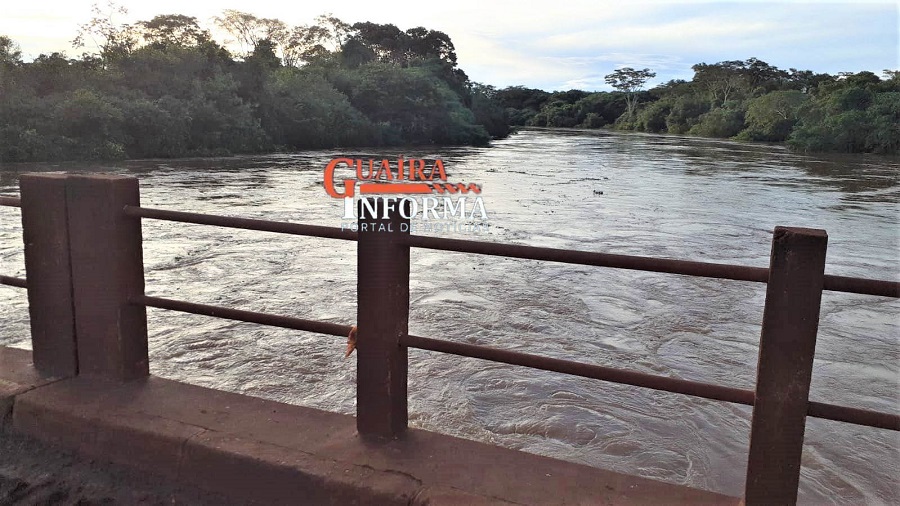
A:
689;102;745;138
0;36;21;65
0;35;22;91
635;100;670;133
333;62;489;145
497;57;895;154
282;15;349;67
604;67;655;119
737;90;807;141
468;83;510;138
137;15;212;49
663;95;709;134
3;8;896;161
0;8;509;162
259;68;377;148
789;76;898;153
493;86;551;125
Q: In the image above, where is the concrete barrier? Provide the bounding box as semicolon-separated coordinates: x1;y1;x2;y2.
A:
1;346;738;505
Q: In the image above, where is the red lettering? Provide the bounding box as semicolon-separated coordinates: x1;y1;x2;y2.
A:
324;158;357;198
357;160;375;180
411;160;426;180
430;160;447;181
374;159;394;180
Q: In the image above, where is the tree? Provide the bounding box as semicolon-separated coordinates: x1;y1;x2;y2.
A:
281;16;349;67
348;22;409;65
691;61;746;106
787;68;834;93
0;36;22;65
0;35;21;87
743;57;788;93
214;10;286;57
604;67;655;119
312;14;351;51
467;83;509;138
137;14;211;48
283;24;330;66
72;1;138;61
738;90;807;141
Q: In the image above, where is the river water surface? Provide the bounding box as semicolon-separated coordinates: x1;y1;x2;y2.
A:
1;129;898;503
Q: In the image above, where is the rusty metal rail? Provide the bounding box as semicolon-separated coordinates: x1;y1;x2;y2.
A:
404;334;755;405
0;196;20;207
123;205;898;297
406;235;899;298
133;294;351;338
407;234;770;283
403;334;899;431
123;205;357;241
126;290;900;432
821;274;899;298
806;400;900;431
1;198;25;289
0;275;26;288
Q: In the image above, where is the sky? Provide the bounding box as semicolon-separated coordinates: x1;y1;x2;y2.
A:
1;0;897;91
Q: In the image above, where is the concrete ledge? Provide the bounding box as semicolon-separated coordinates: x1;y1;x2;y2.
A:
0;347;63;428
4;348;740;505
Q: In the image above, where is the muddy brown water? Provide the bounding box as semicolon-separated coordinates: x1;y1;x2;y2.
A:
1;129;898;503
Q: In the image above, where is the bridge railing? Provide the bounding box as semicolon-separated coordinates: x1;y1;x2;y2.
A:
1;173;898;505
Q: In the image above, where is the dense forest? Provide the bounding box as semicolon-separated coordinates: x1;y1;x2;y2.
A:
0;8;508;162
498;62;900;155
0;6;897;162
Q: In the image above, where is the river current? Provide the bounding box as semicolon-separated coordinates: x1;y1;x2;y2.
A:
1;129;898;503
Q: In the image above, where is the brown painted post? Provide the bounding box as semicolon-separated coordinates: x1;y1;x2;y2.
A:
356;198;410;438
19;174;77;377
745;226;828;505
65;174;148;381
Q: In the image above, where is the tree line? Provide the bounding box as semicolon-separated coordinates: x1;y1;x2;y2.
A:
0;7;509;162
497;60;899;154
0;5;896;162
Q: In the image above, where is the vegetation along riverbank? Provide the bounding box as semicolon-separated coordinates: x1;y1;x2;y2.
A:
0;6;897;162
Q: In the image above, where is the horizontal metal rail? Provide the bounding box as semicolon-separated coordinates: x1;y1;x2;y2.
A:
122;293;900;431
406;234;770;283
123;206;358;242
404;334;755;405
0;275;26;288
822;275;899;298
131;294;352;338
405;235;899;298
404;335;900;431
807;401;900;431
0;196;21;207
118;205;899;297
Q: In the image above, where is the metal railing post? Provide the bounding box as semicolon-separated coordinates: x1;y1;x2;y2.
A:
65;174;149;381
356;198;410;438
19;174;78;377
745;226;828;505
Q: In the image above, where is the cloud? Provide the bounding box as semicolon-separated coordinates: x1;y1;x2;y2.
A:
534;17;779;55
1;0;896;89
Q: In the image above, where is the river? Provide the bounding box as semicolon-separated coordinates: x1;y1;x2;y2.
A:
1;129;898;504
